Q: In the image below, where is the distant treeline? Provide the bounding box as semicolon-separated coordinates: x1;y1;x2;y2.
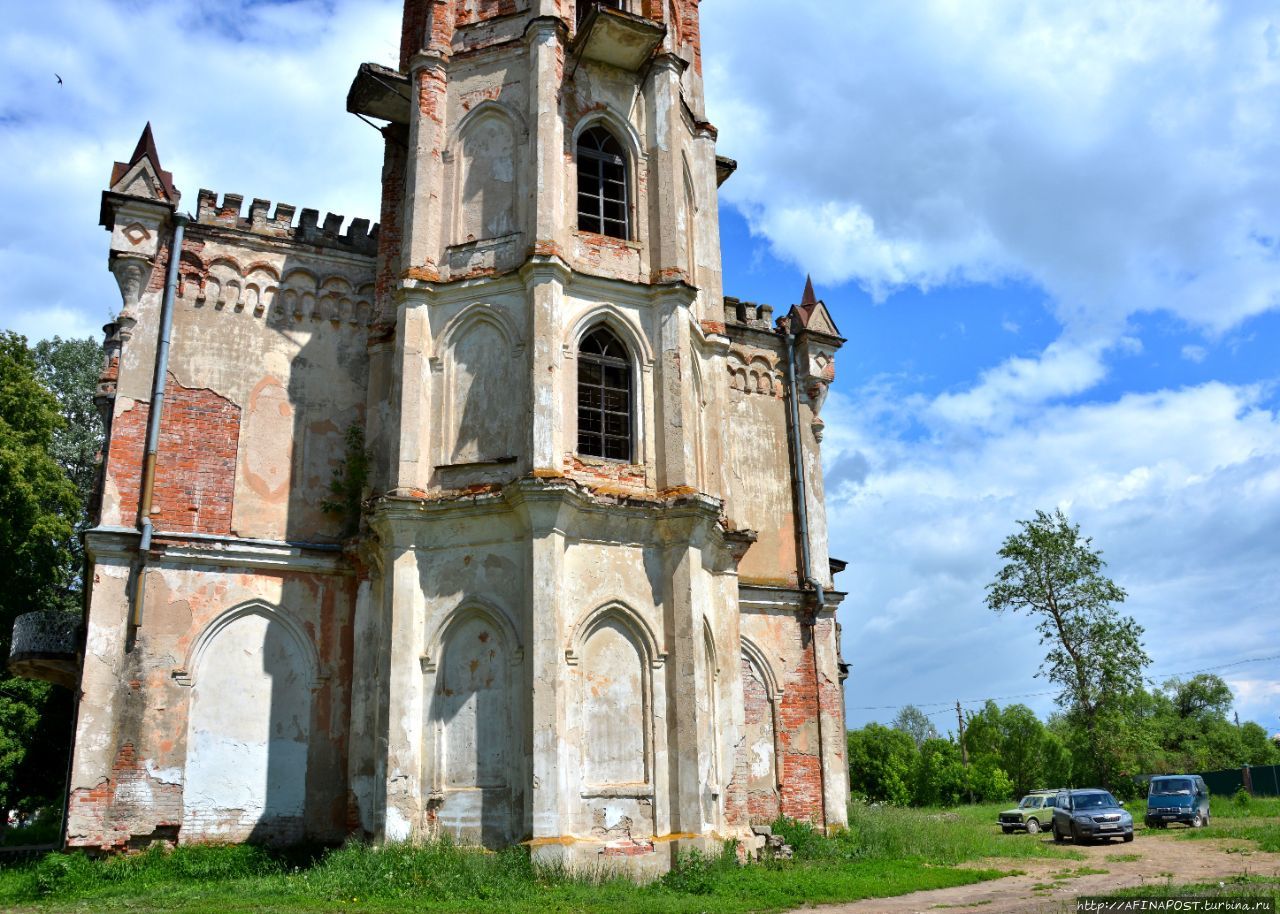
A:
848;673;1280;805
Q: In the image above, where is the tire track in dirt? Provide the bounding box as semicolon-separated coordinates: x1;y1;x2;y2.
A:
799;833;1280;914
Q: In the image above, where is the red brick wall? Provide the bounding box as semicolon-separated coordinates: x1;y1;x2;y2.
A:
455;0;520;27
67;742;183;851
375;135;407;316
107;376;241;536
777;618;832;826
400;0;433;69
726;654;782;828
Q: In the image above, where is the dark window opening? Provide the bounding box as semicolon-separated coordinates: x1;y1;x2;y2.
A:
577;326;633;461
577;0;624;28
577;126;630;240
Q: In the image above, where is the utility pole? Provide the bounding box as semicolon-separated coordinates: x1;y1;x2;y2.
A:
956;702;968;767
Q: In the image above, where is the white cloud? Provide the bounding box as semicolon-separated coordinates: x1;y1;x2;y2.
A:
827;377;1280;726
1182;344;1209;363
0;0;399;342
928;339;1113;429
703;0;1280;336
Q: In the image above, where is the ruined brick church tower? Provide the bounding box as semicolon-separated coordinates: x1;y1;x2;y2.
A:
61;0;849;867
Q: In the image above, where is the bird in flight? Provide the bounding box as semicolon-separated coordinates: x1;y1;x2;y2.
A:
55;74;63;85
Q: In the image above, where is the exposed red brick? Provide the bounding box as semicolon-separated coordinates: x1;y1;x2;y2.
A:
776;617;835;826
454;0;519;27
563;454;648;495
106;375;241;536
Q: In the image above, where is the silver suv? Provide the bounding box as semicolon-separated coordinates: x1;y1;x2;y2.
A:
1051;788;1135;844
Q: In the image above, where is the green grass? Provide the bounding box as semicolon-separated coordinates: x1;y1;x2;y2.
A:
1101;874;1280;901
1178;818;1280;853
0;803;1087;914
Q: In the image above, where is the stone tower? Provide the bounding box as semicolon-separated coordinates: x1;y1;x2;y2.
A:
51;0;849;871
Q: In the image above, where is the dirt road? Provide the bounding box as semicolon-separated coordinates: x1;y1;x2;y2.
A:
802;831;1280;914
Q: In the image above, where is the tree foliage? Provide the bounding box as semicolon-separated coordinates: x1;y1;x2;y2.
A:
0;333;81;647
31;337;103;614
963;701;1072;796
846;724;916;806
0;332;87;819
986;509;1149;787
891;705;939;748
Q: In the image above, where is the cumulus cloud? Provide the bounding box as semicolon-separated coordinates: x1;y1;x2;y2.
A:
0;0;398;342
826;376;1280;725
703;0;1280;336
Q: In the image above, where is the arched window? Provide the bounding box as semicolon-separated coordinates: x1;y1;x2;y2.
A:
577;326;632;461
576;126;629;240
577;0;624;28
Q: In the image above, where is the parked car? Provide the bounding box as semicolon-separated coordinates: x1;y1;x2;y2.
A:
1052;788;1135;844
997;789;1059;834
1145;775;1210;829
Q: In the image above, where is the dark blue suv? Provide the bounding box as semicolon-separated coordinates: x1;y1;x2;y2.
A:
1051;789;1135;844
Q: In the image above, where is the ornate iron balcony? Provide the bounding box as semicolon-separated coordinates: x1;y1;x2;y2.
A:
8;611;82;689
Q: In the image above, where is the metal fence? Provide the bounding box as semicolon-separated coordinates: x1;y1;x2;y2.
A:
1200;764;1280;797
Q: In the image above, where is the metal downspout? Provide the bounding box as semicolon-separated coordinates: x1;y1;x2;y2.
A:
129;213;187;633
782;325;828;828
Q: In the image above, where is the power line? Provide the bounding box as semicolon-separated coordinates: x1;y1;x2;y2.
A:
848;652;1280;714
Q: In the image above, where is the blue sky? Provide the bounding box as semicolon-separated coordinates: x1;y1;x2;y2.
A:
2;0;1278;738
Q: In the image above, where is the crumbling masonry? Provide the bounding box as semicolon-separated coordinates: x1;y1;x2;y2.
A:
57;0;850;870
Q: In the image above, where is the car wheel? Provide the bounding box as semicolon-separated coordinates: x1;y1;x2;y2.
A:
1123;832;1134;843
1026;818;1040;835
1071;823;1085;845
1191;813;1203;828
1001;826;1014;834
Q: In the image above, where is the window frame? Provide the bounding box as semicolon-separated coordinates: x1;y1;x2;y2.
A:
576;125;631;241
576;0;625;29
576;325;635;463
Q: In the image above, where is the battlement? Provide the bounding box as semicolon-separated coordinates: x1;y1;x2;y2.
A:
195;189;379;257
722;296;776;332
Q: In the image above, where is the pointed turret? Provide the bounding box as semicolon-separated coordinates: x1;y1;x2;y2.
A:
801;273;817;307
104;123;180;214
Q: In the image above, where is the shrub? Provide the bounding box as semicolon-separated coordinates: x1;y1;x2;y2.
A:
659;846;733;895
1233;787;1252;808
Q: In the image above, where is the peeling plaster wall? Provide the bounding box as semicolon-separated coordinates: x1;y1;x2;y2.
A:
68;555;355;849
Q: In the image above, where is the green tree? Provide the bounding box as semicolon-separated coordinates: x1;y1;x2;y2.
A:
967;755;1014;803
986;509;1150;788
891;705;939;748
1240;722;1280;767
911;738;968;806
961;701;1073;796
0;332;82;822
31;337;103;614
1167;674;1234;724
846;723;917;805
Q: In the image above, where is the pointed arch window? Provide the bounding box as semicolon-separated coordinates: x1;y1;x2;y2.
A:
577;326;632;461
576;126;630;240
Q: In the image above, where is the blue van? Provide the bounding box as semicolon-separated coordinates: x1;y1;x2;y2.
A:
1145;775;1210;828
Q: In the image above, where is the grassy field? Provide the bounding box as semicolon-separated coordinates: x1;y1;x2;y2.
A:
0;803;1083;914
1175;795;1280;852
1105;875;1280;903
1;797;1273;913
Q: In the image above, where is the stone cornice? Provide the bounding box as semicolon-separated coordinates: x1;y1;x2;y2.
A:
366;476;736;552
84;526;351;575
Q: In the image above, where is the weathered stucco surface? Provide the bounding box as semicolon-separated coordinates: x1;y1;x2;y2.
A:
66;0;850;870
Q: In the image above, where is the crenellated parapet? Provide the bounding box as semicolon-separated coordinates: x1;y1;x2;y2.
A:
721;296;775;332
195;190;380;257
